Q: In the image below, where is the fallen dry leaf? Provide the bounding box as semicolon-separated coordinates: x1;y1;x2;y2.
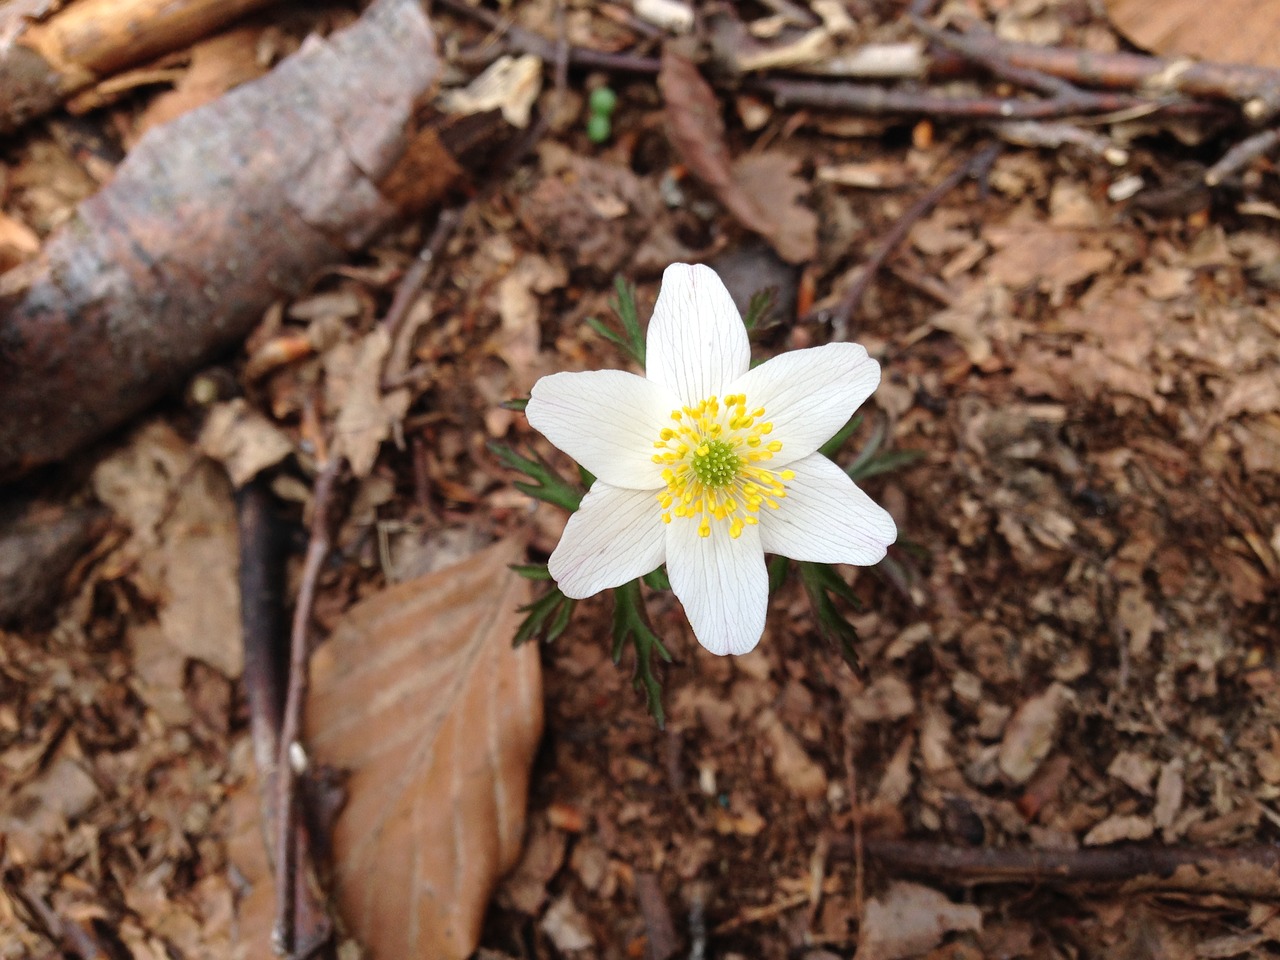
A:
850;675;916;723
854;881;982;960
983;223;1115;304
998;683;1070;784
730;151;819;264
1106;0;1280;69
757;708;828;799
660;48;816;263
438;53;543;128
1083;812;1155;845
93;422;244;677
0;751;100;863
198;397;294;488
306;539;543;960
329;327;412;478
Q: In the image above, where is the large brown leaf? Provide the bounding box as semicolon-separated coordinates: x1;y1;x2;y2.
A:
306;539;543;959
1106;0;1280;69
659;47;817;264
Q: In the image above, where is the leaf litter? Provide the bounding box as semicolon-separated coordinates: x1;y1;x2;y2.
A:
4;0;1280;958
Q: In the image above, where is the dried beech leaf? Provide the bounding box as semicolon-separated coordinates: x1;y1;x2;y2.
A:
659;48;816;263
1106;0;1280;69
306;539;543;960
855;881;982;960
998;683;1070;784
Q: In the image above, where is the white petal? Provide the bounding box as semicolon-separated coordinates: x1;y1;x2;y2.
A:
549;482;666;598
645;263;750;408
758;454;897;565
665;517;768;656
727;342;880;465
526;370;672;489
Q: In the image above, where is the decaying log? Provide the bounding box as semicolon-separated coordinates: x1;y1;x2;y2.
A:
0;0;510;479
0;0;285;133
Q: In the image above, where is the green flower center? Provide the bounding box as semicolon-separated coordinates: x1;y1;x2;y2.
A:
690;439;742;488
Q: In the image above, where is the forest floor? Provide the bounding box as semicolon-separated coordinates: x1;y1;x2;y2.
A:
3;1;1280;958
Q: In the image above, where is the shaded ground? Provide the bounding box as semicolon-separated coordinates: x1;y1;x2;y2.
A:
3;1;1280;958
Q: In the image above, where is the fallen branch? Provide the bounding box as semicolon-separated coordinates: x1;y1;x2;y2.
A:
0;0;516;480
0;0;284;132
855;838;1280;898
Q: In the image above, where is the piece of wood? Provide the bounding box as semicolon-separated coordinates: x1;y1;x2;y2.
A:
0;0;283;132
0;0;510;480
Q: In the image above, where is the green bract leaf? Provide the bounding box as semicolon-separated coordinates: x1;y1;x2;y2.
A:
514;583;577;646
849;448;924;483
767;555;790;593
797;561;863;670
743;287;779;331
610;579;671;727
642;565;670;591
588;276;646;367
818;414;865;459
488;441;584;512
510;563;553;581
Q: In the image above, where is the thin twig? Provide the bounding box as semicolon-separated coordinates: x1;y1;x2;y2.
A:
851;838;1280;897
434;0;659;73
986;36;1280;119
381;208;463;342
992;119;1129;165
18;883;110;960
273;457;343;956
912;15;1077;98
237;477;286;775
812;142;1001;328
753;76;1190;121
1205;127;1280;185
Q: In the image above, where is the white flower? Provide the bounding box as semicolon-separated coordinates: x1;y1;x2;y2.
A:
525;263;897;656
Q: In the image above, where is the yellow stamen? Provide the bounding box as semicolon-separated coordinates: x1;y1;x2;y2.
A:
649;390;791;539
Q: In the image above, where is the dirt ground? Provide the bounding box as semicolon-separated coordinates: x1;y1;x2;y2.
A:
3;0;1280;958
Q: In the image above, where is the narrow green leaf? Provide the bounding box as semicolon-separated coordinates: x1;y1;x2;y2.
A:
601;276;645;367
768;555;790;593
818;414;864;459
743;287;779;331
514;586;576;646
610;579;671;727
848;448;924;482
797;561;863;670
489;441;584;512
510;563;553;581
642;565;670;591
